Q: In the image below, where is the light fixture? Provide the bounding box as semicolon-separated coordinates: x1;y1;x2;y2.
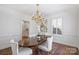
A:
32;4;47;31
32;4;46;25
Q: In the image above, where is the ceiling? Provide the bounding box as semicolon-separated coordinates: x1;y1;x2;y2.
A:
0;4;78;16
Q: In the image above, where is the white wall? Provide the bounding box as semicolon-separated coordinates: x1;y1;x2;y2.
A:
77;10;79;48
0;5;79;50
0;7;21;49
48;8;79;48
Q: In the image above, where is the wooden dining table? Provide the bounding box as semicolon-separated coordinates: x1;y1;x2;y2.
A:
19;35;47;47
19;35;48;54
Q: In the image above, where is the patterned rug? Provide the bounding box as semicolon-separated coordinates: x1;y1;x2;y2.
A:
34;42;78;55
0;42;78;55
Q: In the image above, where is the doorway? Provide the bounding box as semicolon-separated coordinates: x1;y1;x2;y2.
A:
20;20;30;45
22;20;29;37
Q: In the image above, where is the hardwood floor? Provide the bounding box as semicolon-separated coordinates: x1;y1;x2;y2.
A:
0;42;78;55
37;42;78;55
0;47;12;55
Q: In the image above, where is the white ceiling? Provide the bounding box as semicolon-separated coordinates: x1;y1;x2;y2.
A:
0;4;79;16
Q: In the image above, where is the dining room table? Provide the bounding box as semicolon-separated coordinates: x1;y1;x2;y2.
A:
19;35;50;54
19;35;48;47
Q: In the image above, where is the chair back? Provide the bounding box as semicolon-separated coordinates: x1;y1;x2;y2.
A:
47;36;53;51
10;39;18;55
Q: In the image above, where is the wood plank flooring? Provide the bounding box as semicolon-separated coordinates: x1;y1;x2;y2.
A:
0;42;78;55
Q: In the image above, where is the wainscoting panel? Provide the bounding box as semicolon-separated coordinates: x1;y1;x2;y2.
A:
0;35;20;50
53;35;79;48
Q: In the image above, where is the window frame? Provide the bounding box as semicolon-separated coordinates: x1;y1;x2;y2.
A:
52;17;63;35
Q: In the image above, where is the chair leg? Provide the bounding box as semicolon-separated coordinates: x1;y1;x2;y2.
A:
47;51;50;55
47;52;51;55
47;50;52;55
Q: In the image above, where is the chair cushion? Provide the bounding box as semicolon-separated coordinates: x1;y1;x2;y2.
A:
38;36;53;52
18;47;32;55
38;43;50;52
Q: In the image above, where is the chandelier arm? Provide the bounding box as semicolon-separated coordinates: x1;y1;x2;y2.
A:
32;4;47;31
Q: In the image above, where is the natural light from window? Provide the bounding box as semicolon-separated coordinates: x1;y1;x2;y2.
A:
52;17;62;34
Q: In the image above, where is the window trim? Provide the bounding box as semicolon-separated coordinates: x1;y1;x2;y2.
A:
52;17;63;35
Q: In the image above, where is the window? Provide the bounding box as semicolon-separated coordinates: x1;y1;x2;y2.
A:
52;17;62;35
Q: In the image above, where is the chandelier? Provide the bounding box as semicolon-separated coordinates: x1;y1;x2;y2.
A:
32;4;47;28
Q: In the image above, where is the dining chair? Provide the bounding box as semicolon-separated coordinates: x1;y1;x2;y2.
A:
38;36;53;54
10;39;32;55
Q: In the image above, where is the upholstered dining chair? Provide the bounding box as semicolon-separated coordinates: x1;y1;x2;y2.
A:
10;39;32;55
38;36;53;54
